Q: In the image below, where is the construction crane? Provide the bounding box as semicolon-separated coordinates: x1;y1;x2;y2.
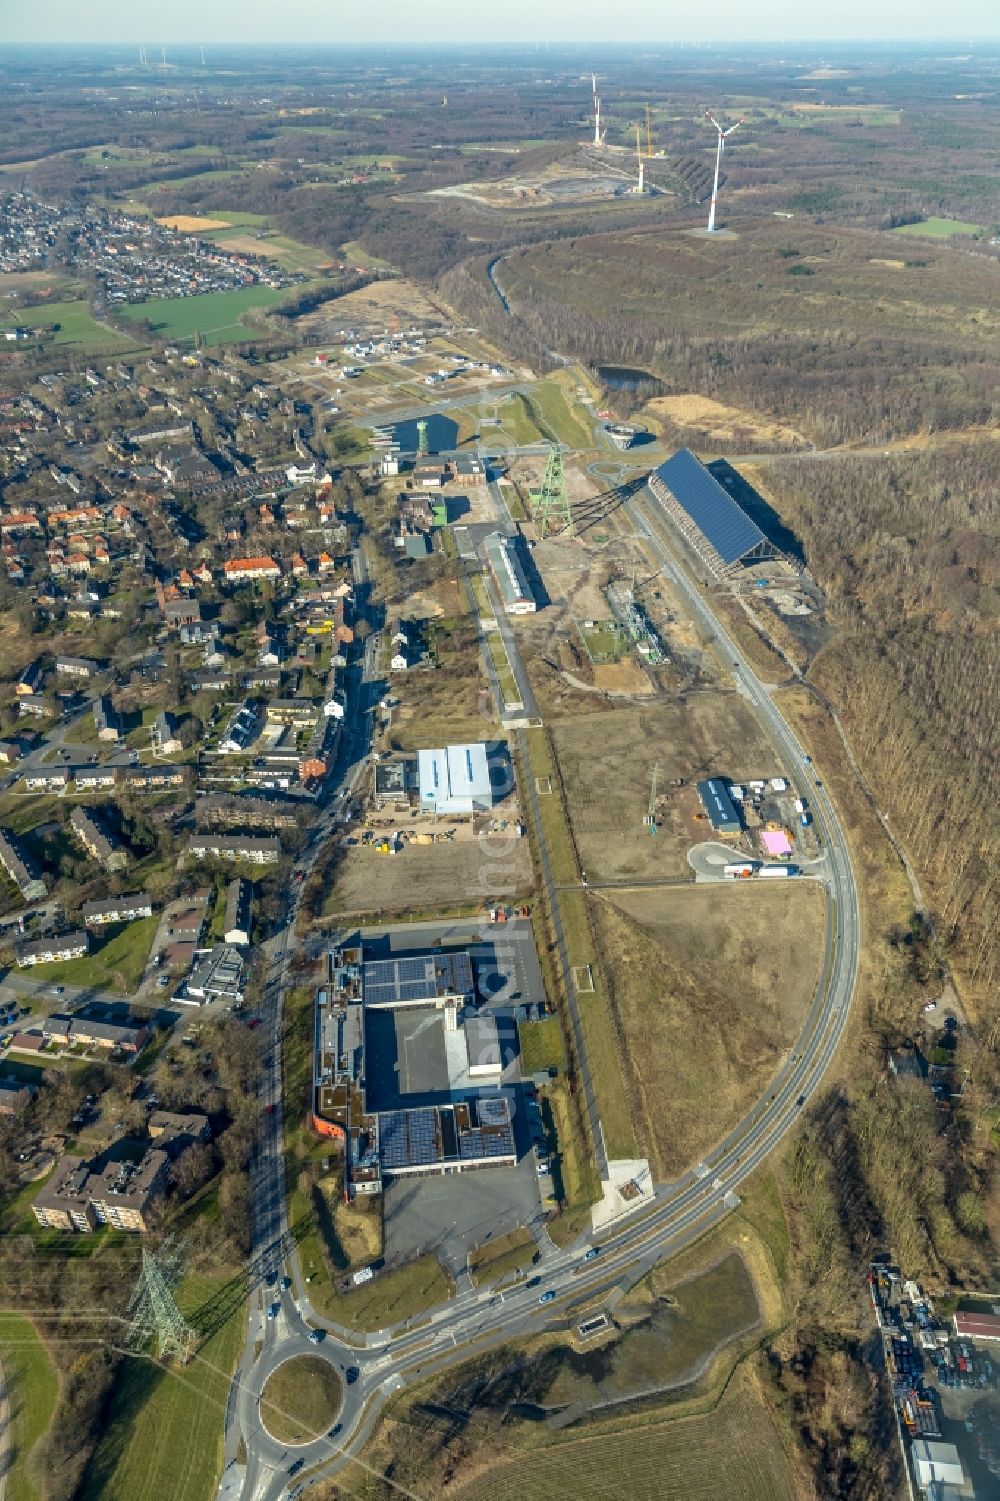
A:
645;761;660;834
645;103;654;158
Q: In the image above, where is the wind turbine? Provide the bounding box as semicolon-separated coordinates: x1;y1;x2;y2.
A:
704;110;742;233
591;72;605;147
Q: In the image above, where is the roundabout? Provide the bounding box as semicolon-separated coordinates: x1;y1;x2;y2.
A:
258;1354;343;1447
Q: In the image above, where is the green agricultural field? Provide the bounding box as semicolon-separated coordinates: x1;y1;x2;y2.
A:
23;916;157;993
0;1312;59;1501
80;1275;242;1501
117;285;290;346
0;299;143;354
890;215;982;237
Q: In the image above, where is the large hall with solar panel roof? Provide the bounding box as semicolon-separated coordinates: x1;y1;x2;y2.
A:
310;935;524;1195
649;449;793;583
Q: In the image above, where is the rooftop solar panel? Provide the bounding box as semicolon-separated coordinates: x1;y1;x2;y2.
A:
654;449;768;567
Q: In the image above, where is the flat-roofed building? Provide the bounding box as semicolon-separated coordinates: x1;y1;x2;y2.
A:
417;743;494;816
185;945;245;1004
362;950;474;1010
465;1014;502;1077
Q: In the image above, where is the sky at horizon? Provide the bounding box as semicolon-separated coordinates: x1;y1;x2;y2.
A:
2;0;999;46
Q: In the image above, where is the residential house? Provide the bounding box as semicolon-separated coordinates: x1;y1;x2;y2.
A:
16;930;89;967
152;711;182;755
93;695;121;742
0;826;46;901
69;806;128;872
223;877;253;946
223;556;281;584
81;893;154;926
186;835;281;865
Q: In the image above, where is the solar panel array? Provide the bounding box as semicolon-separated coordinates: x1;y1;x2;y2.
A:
378;1108;441;1170
654;449;769;566
363;952;474;1006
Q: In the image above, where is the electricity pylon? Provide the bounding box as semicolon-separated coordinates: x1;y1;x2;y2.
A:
124;1241;198;1363
530;446;572;538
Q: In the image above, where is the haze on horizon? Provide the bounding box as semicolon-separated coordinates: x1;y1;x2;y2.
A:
3;0;999;46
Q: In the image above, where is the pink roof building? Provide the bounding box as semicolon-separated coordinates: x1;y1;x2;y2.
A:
760;830;793;858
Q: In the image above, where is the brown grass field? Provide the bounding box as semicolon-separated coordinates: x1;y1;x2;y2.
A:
451;1363;795;1501
324;838;533;917
592;881;825;1175
549;695;778;883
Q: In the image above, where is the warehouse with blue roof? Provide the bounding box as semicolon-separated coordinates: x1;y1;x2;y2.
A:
649;448;786;579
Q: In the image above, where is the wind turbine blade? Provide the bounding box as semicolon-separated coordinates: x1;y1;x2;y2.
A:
724;121;742;137
705;111;724;132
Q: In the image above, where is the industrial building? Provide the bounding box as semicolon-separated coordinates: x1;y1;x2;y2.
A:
362;951;474;1010
313;942;517;1192
484;531;536;615
909;1439;965;1492
696;778;742;835
650;449;786;581
953;1309;1000;1343
417;742;494;816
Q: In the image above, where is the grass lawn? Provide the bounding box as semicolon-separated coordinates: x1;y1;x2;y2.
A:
0;1312;59;1501
259;1355;342;1443
496;392;545;447
529;375;595;450
519;729;578;886
327;1254;454;1332
80;1274;243;1501
0;299;142;354
24;916;157;993
890;215;981;237
518;1017;564;1074
117;285;291;346
468;1227;537;1286
558;891;635;1162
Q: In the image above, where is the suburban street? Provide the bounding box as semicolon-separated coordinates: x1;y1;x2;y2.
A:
218;478;862;1501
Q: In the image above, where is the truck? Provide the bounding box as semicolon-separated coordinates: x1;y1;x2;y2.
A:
724;863;755;879
758;864;797;879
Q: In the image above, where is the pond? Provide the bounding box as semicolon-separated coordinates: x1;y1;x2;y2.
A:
391;413;459;453
597;365;663;393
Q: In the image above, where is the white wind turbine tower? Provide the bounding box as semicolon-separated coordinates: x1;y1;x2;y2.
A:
704;110;742;233
591;73;605;148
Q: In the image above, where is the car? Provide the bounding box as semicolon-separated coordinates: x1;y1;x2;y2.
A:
344;1366;359;1384
156;975;170;988
265;1270;277;1286
50;986;64;996
538;1290;556;1305
287;1458;304;1476
923;1000;937;1012
526;1276;541;1289
328;1422;343;1438
266;1301;280;1320
247;1017;261;1030
796;1094;806;1107
583;1247;600;1262
308;1328;325;1344
280;1276;292;1291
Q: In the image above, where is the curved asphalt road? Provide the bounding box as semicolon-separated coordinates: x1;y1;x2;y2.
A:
224;481;861;1500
